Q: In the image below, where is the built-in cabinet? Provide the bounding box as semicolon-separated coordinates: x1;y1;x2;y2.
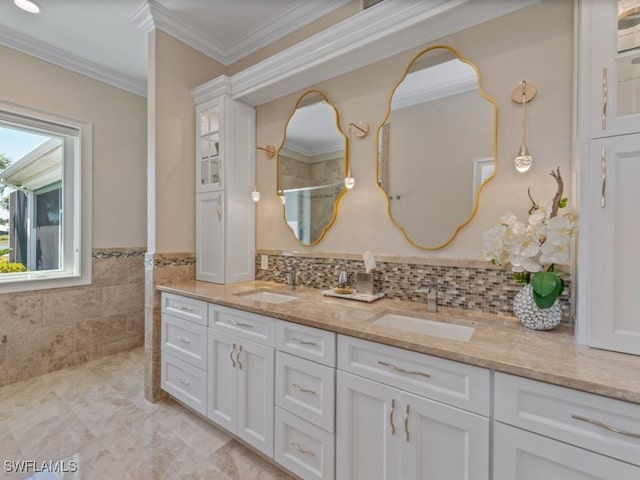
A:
494;372;640;479
579;0;640;355
160;293;640;479
207;305;275;457
192;80;255;284
336;336;489;480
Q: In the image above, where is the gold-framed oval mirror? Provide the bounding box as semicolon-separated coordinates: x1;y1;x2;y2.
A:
377;45;498;250
277;90;349;245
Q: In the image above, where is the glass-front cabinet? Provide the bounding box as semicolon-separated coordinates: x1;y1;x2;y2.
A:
197;101;222;192
590;0;640;137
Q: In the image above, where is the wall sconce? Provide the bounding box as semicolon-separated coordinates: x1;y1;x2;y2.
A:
252;145;277;202
512;80;537;173
344;121;368;189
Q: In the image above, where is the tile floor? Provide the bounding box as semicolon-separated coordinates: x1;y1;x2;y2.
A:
0;347;295;480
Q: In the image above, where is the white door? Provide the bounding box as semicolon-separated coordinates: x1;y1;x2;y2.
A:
236;338;275;457
493;422;640;479
585;134;640;354
336;371;401;480
403;391;489;480
196;191;225;283
206;328;236;433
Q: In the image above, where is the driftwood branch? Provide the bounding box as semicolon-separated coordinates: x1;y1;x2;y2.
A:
549;167;564;218
527;187;540;215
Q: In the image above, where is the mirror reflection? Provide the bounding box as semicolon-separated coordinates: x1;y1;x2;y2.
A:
278;91;348;245
377;46;497;249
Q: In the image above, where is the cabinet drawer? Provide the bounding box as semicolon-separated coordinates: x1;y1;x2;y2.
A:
161;292;207;326
337;335;490;416
276;320;336;367
209;304;275;346
494;422;640;479
495;372;640;466
275;407;335;480
275;351;335;432
161;313;207;369
161;352;206;415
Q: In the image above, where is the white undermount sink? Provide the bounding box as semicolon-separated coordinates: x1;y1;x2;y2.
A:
373;312;475;342
236;290;298;304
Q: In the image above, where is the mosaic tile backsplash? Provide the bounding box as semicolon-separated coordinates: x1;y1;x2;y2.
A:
255;252;572;322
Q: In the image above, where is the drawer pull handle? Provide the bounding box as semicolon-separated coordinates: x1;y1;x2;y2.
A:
177;336;191;344
175;304;194;312
292;383;317;395
229;319;254;329
602;67;608;130
230;343;236;368
390;398;396;435
292;442;316;457
377;361;431;378
571;414;640;439
177;377;190;386
404;404;410;442
237;345;243;370
291;337;317;346
601;147;607;208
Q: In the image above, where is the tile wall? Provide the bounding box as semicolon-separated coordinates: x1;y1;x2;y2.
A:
0;248;145;387
255;250;573;321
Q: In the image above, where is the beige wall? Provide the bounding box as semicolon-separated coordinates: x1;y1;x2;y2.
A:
0;44;147;249
150;30;225;253
256;0;573;258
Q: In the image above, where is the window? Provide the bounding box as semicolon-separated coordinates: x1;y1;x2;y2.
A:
0;102;91;292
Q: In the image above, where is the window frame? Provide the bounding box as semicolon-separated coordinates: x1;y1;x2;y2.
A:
0;101;92;293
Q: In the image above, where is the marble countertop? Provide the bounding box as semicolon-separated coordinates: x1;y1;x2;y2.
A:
157;280;640;405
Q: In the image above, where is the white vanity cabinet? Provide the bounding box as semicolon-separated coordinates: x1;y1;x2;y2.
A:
160;293;209;415
207;305;275;457
336;335;490;480
274;320;337;480
578;0;640;354
192;79;255;284
493;372;640;479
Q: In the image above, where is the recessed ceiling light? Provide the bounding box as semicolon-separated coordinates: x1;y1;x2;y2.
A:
14;0;41;14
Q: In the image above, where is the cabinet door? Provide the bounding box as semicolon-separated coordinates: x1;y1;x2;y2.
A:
207;328;236;433
236;338;275;457
196;100;223;192
336;371;401;480
585;135;640;354
196;191;225;283
403;391;489;480
589;0;640;138
494;422;640;480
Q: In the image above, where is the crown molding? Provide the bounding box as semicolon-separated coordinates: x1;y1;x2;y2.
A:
222;0;352;65
132;0;350;66
227;0;539;106
0;26;146;97
191;75;233;105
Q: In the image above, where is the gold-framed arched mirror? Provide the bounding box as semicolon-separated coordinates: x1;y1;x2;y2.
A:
277;90;349;245
377;45;498;250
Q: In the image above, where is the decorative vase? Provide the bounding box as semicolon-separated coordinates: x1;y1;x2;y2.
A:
513;284;562;331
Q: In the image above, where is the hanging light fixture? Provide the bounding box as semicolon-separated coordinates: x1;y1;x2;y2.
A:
512;80;537;173
344;169;355;189
14;0;40;13
251;145;276;202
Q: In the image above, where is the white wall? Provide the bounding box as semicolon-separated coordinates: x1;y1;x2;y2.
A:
255;0;573;259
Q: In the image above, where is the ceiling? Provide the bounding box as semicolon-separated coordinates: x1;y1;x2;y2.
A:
0;0;351;96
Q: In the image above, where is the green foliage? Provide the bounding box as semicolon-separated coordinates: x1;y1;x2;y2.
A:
0;260;26;273
513;271;531;285
531;271;564;309
0;247;12;257
559;197;568;208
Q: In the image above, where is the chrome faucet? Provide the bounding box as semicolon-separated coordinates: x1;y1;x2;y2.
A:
417;282;438;312
285;265;296;290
